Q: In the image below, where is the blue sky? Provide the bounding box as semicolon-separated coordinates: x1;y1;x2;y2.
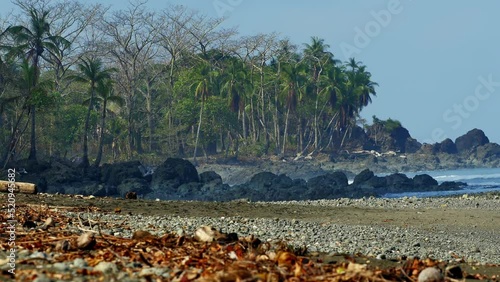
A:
4;0;500;143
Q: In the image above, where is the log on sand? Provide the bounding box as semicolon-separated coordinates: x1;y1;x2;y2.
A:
0;180;37;194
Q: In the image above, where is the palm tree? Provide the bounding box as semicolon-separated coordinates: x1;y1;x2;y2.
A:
303;37;335;149
279;61;307;156
221;59;252;141
191;62;215;165
69;57;115;168
353;65;378;109
3;9;69;161
93;79;124;167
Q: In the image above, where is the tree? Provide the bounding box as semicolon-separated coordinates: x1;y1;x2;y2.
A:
191;62;217;164
69;57;115;168
93;79;124;167
279;60;306;156
3;8;69;161
303;37;335;150
100;1;160;156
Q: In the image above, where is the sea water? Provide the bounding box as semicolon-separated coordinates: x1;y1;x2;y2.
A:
381;167;500;198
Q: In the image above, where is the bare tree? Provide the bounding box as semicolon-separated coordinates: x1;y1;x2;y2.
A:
100;0;160;156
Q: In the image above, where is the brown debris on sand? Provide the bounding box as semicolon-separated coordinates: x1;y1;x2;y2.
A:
1;204;497;281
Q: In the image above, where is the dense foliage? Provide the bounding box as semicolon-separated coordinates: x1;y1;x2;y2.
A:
0;0;378;166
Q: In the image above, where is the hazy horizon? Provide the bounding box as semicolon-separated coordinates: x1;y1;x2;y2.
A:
3;0;500;144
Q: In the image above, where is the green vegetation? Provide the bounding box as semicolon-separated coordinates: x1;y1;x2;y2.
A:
372;116;402;133
0;0;378;167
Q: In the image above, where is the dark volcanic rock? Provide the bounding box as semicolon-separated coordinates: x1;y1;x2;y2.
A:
437;138;458;154
366;124;421;153
412;174;438;188
117;178;151;197
455;128;489;153
150;158;199;193
439;181;467;190
306;172;349;199
353;169;374;185
229;172;307;201
473;143;500;163
80;181;106;196
101;161;143;186
199;171;222;185
384;173;414;192
40;160;81;185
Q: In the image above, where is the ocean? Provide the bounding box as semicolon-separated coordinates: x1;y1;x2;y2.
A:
381;167;500;198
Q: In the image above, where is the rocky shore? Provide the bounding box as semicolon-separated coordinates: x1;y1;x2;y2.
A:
6;156;470;203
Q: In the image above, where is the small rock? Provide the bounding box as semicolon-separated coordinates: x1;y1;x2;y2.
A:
176;228;186;236
33;275;52;282
77;232;96;250
418;267;443;282
94;261;118;274
30;252;49;260
55;239;71;251
40;217;55;230
194;226;217;242
445;265;463;279
125;191;137;199
132;230;154;240
73;258;88;268
53;262;69;272
139;267;167;277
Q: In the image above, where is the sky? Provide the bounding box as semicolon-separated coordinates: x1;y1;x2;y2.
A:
3;0;500;144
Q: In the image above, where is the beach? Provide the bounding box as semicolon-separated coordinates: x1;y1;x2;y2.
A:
1;192;499;281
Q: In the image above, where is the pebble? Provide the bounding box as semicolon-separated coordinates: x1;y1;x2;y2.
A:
52;262;70;272
72;258;88;268
94;261;119;274
33;275;52;282
418;267;443;282
139;267;169;277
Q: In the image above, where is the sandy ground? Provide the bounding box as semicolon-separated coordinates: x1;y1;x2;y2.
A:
8;194;498;233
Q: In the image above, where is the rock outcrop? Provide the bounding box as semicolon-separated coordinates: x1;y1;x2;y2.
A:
455;128;489;153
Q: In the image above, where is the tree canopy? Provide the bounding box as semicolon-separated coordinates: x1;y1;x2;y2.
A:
0;0;379;167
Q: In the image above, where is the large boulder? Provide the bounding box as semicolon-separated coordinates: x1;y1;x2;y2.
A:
353;169;374;185
101;161;144;186
40;160;82;185
351;169;386;189
437;138;458;154
306;172;348;199
367;124;421;153
230;172;307;201
334;125;376;151
117;178;151;197
455;129;489;153
384;173;414;192
199;171;222;185
150;158;199;193
412;174;438;188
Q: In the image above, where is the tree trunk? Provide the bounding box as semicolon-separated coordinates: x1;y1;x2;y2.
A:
282;108;290;156
94;99;107;167
27;105;37;161
82;86;95;168
193;101;204;165
2;106;27;169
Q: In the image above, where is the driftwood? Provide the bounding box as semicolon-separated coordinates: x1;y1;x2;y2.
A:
0;180;37;194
